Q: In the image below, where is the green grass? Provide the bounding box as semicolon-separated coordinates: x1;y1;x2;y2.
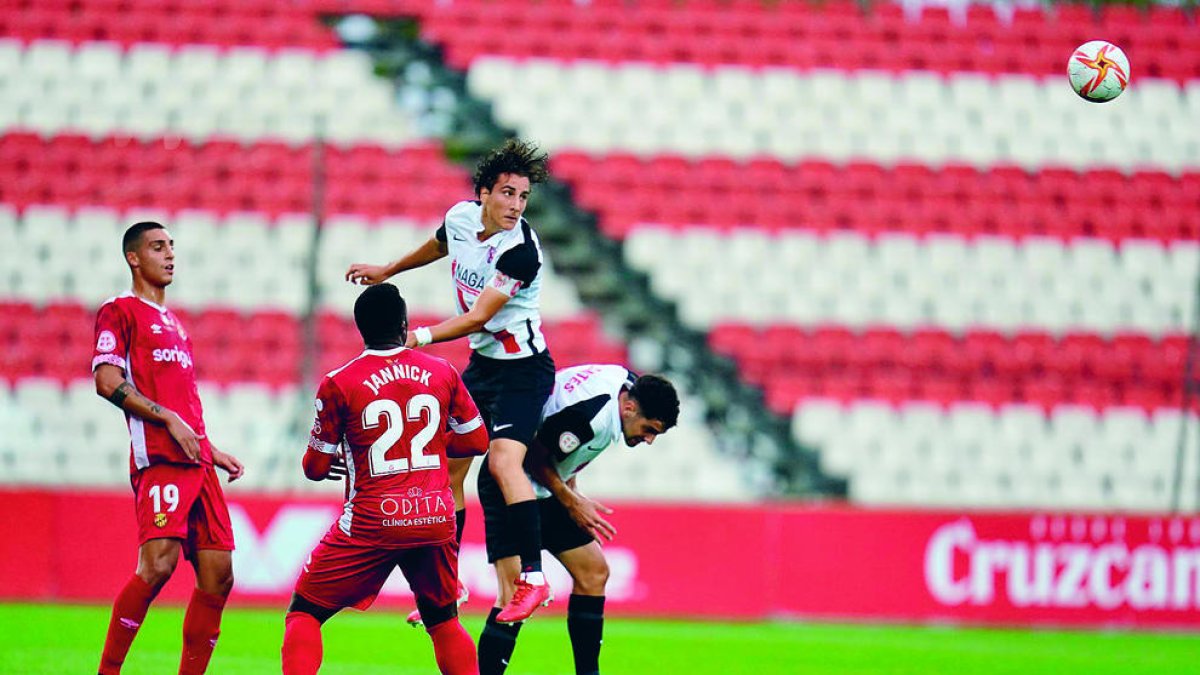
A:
1;602;1198;674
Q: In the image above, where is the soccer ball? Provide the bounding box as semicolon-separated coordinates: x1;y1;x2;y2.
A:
1068;40;1130;102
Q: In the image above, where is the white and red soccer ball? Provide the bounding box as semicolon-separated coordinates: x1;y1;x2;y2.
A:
1068;40;1130;102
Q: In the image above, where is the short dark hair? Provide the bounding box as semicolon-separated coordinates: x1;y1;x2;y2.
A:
629;374;679;430
473;138;549;196
354;283;408;346
122;221;165;254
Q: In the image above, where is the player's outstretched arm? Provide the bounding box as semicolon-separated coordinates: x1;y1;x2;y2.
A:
525;441;616;542
94;363;202;463
345;236;448;285
210;445;245;482
407;287;510;348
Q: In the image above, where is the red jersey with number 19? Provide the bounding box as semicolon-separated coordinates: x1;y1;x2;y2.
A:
92;292;210;469
309;346;485;549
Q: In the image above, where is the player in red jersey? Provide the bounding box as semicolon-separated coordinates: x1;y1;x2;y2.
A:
281;283;489;675
93;222;245;675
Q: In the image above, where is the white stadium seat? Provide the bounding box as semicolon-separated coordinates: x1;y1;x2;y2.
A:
1;40;427;146
624;227;1187;336
794;398;1199;511
466;57;1195;172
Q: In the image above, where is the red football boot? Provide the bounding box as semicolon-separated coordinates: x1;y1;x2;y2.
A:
495;578;553;624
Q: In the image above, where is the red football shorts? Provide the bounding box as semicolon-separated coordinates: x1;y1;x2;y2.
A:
130;451;235;558
294;530;459;612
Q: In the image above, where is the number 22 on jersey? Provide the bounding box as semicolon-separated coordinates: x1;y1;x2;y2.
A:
362;394;441;476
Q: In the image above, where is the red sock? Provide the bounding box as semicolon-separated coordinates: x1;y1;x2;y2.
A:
427;618;479;675
281;611;323;675
99;575;159;674
178;588;227;675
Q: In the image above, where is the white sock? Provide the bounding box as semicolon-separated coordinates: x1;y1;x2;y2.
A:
520;571;546;586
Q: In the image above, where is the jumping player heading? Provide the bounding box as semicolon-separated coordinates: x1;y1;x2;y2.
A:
346;139;558;623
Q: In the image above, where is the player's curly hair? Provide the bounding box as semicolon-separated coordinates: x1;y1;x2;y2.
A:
354;283;408;347
629;374;680;430
473;138;549;196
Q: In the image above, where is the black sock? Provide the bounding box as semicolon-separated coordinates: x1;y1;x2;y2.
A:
567;594;605;675
506;500;542;575
455;508;466;545
478;606;522;675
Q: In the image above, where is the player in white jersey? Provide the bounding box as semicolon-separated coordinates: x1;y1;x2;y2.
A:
476;364;679;675
346;139;558;623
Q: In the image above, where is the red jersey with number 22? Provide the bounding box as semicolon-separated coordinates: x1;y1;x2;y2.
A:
310;346;485;549
92;292;209;469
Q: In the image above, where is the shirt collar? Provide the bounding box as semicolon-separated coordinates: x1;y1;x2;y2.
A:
362;346;407;356
124;290;168;313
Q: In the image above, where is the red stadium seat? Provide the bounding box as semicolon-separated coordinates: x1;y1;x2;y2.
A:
870;367;915;403
970;379;1016;410
913;373;962;407
1100;4;1146;30
566;151;1195;243
709;319;1186;413
1093;337;1139;385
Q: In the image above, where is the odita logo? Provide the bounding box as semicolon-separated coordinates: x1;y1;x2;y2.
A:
152;347;193;369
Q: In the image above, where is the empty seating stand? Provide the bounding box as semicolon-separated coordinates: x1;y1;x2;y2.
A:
4;0;1198;508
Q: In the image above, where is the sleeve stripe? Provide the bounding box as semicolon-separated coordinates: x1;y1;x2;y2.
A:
309;437;340;455
92;354;126;371
449;415;483;434
488;272;523;297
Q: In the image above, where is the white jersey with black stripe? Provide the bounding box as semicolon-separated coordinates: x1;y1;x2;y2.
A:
529;364;636;499
438;200;547;360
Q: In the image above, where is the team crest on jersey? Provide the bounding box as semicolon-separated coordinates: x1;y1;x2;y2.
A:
154;513;167;527
96;330;117;352
559;432;581;454
487;246;497;263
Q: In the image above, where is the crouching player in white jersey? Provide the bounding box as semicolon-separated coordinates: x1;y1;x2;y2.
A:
476;364;679;675
346;139;559;624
